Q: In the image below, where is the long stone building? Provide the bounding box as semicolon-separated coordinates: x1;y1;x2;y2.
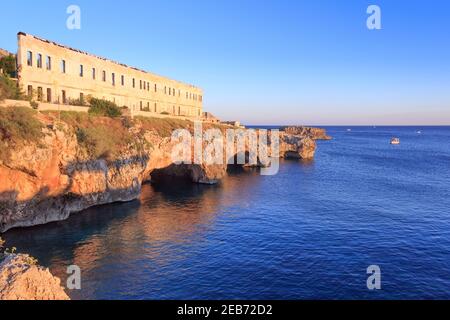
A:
16;32;203;117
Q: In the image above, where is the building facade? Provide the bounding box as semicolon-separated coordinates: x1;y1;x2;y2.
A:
16;32;203;118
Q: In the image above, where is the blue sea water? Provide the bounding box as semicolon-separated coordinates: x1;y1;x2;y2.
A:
3;126;450;300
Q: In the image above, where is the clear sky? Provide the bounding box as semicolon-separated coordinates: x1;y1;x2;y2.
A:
1;0;449;125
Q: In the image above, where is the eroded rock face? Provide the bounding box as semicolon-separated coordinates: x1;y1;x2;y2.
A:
0;120;324;232
280;135;316;160
0;254;69;300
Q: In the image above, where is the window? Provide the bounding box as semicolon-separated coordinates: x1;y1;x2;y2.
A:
80;93;84;104
199;95;203;102
140;80;142;90
37;87;43;101
121;75;125;86
132;78;135;88
164;86;167;94
46;88;52;103
154;84;157;92
112;73;115;86
92;68;96;80
37;54;42;68
147;102;150;110
147;82;150;91
169;88;171;95
173;88;175;96
154;103;157;113
62;90;67;104
27;85;33;98
79;65;84;77
27;51;33;66
46;56;51;70
102;71;106;82
143;82;146;90
140;101;143;110
186;92;188;99
178;90;180;97
178;106;181;115
61;60;66;73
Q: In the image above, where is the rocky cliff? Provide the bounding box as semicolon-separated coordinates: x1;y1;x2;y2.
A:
282;126;332;140
0;108;323;232
0;253;69;300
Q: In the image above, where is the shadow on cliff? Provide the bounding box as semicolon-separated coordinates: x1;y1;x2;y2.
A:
1;154;229;232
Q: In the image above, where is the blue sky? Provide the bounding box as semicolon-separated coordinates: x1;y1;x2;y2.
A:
1;0;449;125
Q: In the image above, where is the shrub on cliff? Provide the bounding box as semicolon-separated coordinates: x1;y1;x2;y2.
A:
0;74;23;101
0;107;44;163
88;98;122;118
0;54;17;78
74;119;135;160
135;116;192;137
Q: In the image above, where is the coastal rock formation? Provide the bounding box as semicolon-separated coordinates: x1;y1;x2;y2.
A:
0;254;69;300
282;126;332;140
0;111;324;232
280;134;316;160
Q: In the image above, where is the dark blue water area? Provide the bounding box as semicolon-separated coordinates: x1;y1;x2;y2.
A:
3;126;450;300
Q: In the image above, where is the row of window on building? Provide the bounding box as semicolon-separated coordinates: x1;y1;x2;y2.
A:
26;50;202;102
26;84;201;117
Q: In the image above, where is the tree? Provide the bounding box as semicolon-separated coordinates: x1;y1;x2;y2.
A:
0;55;17;78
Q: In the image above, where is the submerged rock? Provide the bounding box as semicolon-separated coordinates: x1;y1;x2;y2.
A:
0;254;69;300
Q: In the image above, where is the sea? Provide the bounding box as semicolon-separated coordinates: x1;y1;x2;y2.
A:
4;126;450;299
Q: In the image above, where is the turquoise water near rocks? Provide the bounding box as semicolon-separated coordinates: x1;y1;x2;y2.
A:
4;126;450;299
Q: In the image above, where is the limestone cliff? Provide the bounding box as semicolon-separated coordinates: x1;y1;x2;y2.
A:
282;126;332;140
0;109;322;232
0;254;69;300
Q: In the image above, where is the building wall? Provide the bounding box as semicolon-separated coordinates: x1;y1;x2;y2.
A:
17;32;203;118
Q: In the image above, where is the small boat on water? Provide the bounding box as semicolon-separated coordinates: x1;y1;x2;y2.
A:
390;137;400;145
416;130;422;134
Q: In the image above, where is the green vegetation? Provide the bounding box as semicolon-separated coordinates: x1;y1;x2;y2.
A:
30;100;39;109
0;237;17;260
0;54;16;78
0;237;37;264
0;74;23;101
75;124;132;159
0;107;44;164
88;98;122;118
68;98;88;107
135;116;192;137
0;237;4;258
48;110;135;160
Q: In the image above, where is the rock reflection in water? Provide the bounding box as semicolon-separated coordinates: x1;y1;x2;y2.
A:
3;167;262;299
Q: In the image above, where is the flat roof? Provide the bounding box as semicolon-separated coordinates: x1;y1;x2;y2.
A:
18;32;201;90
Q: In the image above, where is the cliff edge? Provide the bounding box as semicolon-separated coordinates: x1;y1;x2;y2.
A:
0;254;69;300
0;107;326;232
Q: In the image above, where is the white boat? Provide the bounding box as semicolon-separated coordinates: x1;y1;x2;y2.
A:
390;138;400;145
